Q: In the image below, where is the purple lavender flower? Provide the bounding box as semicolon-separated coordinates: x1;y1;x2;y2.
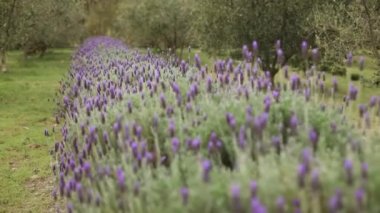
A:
311;48;319;63
194;54;201;70
272;90;280;103
359;56;365;71
201;159;212;182
252;40;259;55
275;40;281;50
264;95;272;112
289;113;298;133
358;104;367;117
329;189;343;212
190;137;201;152
52;188;57;201
349;84;358;101
369;96;377;108
63;96;70;107
116;167;126;191
346;52;353;66
251;197;267;213
74;167;82;182
83;162;91;178
250;181;258;198
242;45;251;61
309;128;319;151
76;182;84;203
301;149;312;172
180;187;189;206
230;184;241;211
67;202;74;213
344;159;354;185
290;74;300;91
171;137;180;153
208;132;222;153
301;41;308;58
226;112;237;129
160;93;166;109
276;196;285;213
135;125;143;140
180;60;188;74
171;82;180;95
297;163;307;188
206;76;213;93
293;199;302;213
355;187;365;209
238;126;246;149
168;120;176;137
113;122;121;138
277;48;284;65
311;169;320;191
59;172;65;196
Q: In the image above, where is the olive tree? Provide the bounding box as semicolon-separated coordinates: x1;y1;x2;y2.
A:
0;0;83;72
195;0;317;78
117;0;195;53
0;0;19;72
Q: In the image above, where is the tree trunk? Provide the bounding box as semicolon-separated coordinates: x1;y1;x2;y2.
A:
0;49;6;72
361;0;380;64
1;0;17;73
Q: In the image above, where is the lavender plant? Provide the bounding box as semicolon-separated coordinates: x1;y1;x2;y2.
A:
50;37;380;213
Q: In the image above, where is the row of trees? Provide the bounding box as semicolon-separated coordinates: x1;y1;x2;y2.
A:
119;0;379;78
1;0;379;77
0;0;84;72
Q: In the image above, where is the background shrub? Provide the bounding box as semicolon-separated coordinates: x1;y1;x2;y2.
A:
351;73;361;81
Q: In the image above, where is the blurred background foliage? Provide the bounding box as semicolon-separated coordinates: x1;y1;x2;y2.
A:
1;0;379;76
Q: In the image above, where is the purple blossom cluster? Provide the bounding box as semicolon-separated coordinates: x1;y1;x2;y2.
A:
50;37;379;212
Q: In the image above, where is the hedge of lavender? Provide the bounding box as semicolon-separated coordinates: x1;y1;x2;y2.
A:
51;37;380;213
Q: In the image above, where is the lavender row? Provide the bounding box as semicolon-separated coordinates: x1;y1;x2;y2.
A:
50;37;380;213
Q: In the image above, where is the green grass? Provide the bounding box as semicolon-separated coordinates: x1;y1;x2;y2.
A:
0;49;71;213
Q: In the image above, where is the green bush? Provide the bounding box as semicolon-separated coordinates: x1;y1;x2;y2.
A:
350;73;361;81
331;64;347;76
52;37;380;213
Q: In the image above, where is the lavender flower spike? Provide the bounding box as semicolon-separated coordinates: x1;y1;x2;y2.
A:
301;40;308;58
180;187;189;206
309;128;319;151
202;159;212;182
344;159;354;185
230;184;241;211
276;196;285;213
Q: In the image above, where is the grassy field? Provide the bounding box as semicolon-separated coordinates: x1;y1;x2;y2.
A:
0;49;71;213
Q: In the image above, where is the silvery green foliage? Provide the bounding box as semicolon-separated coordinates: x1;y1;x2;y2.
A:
52;37;380;213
